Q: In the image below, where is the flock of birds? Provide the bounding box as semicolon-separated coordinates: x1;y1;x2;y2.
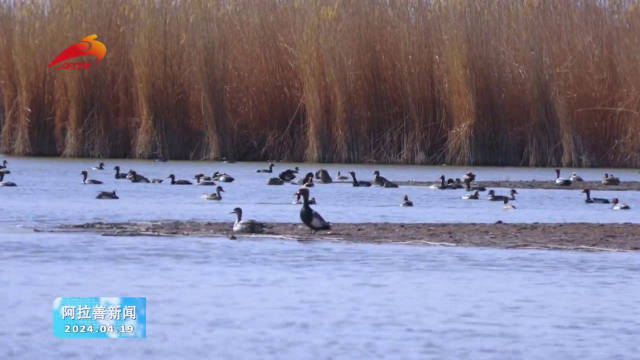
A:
0;159;634;235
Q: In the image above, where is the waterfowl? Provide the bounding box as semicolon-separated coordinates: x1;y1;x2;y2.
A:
296;172;314;185
602;173;621;185
349;171;372;187
401;195;413;207
168;174;192;185
315;169;333;183
554;169;572;186
430;175;447;190
503;198;516;210
294;191;316;205
463;178;486;192
296;188;331;232
373;171;398;187
214;172;235;182
0;168;9;175
463;172;476;183
611;198;630;210
462;191;479;200
92;162;105;170
195;174;216;186
96;191;119;199
194;173;213;181
257;163;275;173
0;160;7;169
267;177;285;185
127;170;150;183
487;189;517;201
582;189;609;204
570;172;584;182
230;207;265;233
202;186;224;200
337;171;349;181
279;169;297;182
151;178;163;183
0;172;16;187
449;178;464;189
113;166;127;179
81;170;103;184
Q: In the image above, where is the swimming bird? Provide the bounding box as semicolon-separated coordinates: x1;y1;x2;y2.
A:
0;172;16;187
168;174;192;185
0;168;9;175
81;170;102;184
602;173;621;185
462;191;479;200
257;163;275;173
213;172;235;182
582;189;609;204
570;172;584;182
554;169;572;186
202;186;224;200
127;170;150;183
296;188;331;232
92;162;105;171
279;169;297;182
230;207;265;233
194;173;213;181
151;178;163;183
373;170;398;187
349;171;371;187
96;191;119;199
488;189;517;201
429;175;447;190
611;198;630;210
401;195;413;207
0;160;7;169
267;177;285;185
337;171;349;181
195;174;216;186
315;169;333;183
503;198;516;210
113;166;127;179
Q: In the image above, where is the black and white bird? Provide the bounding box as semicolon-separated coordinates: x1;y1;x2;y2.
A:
230;207;265;233
81;170;102;184
96;191;119;199
349;171;371;187
296;188;330;232
168;174;192;185
113;166;127;179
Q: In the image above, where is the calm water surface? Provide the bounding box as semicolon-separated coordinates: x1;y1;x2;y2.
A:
1;156;639;359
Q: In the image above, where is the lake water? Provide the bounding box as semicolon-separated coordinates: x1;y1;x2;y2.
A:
1;156;640;359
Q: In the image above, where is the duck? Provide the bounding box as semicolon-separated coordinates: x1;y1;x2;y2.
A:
168;174;192;185
257;163;275;173
554;169;572;186
401;195;413;207
195;174;216;186
214;172;235;182
294;191;316;205
337;171;349;181
602;173;621;185
267;177;285;185
202;186;224;200
81;170;103;184
230;207;266;233
430;175;448;190
127;170;150;183
488;189;517;201
296;188;331;232
349;171;372;187
296;172;314;185
92;162;105;170
0;168;10;175
96;191;119;199
449;178;464;189
611;198;630;210
194;173;213;181
0;172;16;187
570;172;584;182
582;189;609;204
463;178;486;192
113;166;127;179
463;172;476;183
373;170;398;187
279;169;297;182
151;178;163;183
503;198;516;210
315;169;333;183
0;160;7;169
462;191;479;200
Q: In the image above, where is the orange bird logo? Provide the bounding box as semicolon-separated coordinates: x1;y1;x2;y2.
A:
48;34;107;69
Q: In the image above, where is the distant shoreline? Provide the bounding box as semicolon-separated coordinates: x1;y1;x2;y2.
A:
53;222;640;252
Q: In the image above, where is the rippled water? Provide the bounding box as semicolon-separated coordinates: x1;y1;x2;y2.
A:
2;156;640;359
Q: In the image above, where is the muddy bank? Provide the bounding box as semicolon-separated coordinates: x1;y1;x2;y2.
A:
55;221;640;252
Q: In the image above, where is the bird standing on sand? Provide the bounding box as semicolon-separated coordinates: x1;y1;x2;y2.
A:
81;170;102;184
554;169;572;186
297;188;331;232
430;175;447;190
96;191;119;199
602;173;621;185
373;171;398;187
230;207;265;233
570;172;584;182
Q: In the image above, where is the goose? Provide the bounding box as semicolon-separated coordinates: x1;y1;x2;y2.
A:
279;169;297;182
503;198;516;210
0;168;9;175
194;173;213;181
296;188;331;232
92;162;105;171
195;174;216;186
570;172;584;182
127;170;150;183
96;191;119;199
257;163;275;173
401;195;413;207
0;172;16;187
315;169;333;183
337;171;349;181
214;172;235;182
168;174;192;185
81;170;103;184
430;175;447;190
373;171;398;187
296;172;314;185
462;191;479;200
113;166;127;179
463;172;476;183
230;207;265;233
202;186;224;200
0;160;7;169
349;171;371;187
294;191;316;205
449;178;464;189
267;177;285;185
488;189;517;201
463;178;486;192
611;198;630;210
602;173;621;185
582;189;609;204
554;169;572;186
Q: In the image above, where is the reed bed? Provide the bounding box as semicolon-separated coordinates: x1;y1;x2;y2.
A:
0;0;639;166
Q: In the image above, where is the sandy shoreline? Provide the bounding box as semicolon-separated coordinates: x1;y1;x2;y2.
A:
54;221;640;252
